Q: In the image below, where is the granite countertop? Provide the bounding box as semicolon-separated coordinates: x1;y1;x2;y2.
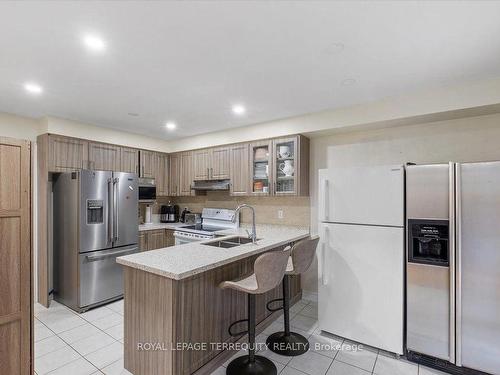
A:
138;222;186;231
118;224;310;280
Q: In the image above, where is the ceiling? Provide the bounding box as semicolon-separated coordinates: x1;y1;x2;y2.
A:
1;1;500;140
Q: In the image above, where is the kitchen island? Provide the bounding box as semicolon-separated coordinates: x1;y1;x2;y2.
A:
117;224;309;375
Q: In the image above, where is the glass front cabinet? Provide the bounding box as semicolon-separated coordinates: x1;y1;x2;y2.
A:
249;135;309;196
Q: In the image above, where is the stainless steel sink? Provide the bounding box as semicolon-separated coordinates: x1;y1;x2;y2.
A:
202;236;258;248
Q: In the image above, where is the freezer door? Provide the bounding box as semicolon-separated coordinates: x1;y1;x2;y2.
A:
320;165;404;226
318;222;404;354
79;170;113;253
457;161;500;374
112;172;138;248
406;164;450;220
79;245;139;308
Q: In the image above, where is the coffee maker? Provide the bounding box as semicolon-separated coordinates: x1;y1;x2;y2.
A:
160;202;179;223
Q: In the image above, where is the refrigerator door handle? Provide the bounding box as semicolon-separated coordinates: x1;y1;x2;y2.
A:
85;247;138;262
449;162;456;364
107;178;114;244
322;227;329;285
455;163;462;366
113;177;119;242
323;178;329;221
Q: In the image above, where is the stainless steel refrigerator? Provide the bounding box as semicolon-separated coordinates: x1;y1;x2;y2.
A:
53;170;139;312
406;162;500;374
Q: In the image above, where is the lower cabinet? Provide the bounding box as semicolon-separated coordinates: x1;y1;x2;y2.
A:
139;228;176;251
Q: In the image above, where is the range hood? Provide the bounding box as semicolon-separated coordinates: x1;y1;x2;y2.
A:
191;180;230;191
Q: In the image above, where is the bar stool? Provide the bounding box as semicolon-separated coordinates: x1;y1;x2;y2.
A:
266;236;319;356
219;248;291;375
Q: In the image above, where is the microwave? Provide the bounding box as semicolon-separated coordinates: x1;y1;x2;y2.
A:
138;178;156;202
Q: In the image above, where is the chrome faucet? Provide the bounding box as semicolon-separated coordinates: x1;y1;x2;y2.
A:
233;204;257;243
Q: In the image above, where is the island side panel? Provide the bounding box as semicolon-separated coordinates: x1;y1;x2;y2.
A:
124;266;177;375
123;250;301;375
173;252;301;375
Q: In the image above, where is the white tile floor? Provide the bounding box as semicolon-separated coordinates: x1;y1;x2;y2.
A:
34;298;448;375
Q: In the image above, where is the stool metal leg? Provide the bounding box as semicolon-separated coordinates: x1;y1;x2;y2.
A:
227;294;277;375
266;275;310;356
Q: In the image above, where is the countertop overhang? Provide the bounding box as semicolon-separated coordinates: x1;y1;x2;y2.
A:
117;224;310;280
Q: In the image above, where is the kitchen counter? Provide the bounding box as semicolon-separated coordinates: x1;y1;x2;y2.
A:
138;222;186;231
119;224;309;375
118;224;309;280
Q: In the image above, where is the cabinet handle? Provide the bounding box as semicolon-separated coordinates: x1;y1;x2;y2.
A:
210;167;213;179
207;168;209;179
142;165;144;176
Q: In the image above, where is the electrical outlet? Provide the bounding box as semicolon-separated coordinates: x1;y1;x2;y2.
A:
278;209;284;219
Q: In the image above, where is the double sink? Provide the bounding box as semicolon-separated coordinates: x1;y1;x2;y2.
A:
202;236;257;248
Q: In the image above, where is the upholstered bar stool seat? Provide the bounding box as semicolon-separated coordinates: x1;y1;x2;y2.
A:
266;236;319;356
219;248;291;375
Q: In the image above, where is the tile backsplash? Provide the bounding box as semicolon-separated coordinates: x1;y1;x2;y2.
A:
139;191;310;227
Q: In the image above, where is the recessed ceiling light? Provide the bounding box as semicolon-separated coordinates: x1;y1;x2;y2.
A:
341;78;356;86
83;34;106;52
24;82;43;95
165;122;177;130
127;112;139;117
232;104;246;115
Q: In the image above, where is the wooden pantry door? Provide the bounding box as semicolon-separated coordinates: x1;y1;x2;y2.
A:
0;137;31;375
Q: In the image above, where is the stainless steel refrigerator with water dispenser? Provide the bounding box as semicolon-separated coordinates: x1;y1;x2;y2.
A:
52;170;139;312
406;162;500;374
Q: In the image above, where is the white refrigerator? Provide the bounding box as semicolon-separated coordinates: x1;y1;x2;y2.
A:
317;165;405;355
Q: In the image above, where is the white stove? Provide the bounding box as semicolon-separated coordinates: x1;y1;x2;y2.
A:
173;208;239;245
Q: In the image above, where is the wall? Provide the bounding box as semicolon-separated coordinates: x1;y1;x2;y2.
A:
44;116;172;152
303;112;500;294
166;76;500;152
0;111;42;141
142;192;310;227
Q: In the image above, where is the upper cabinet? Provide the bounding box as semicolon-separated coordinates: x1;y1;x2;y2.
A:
48;135;89;172
193;149;211;180
249;140;273;196
88;142;121;171
229;143;250;196
193;146;230;181
179;151;194;196
248;135;309;196
169;153;180;196
41;133;309;196
211;146;230;179
272;135;309;196
156;153;169;196
121;147;139;174
139;150;156;178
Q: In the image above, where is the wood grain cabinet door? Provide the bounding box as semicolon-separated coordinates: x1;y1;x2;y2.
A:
211;146;230;179
229;143;249;196
156;154;169;196
165;229;175;247
169;154;180;196
193;149;210;180
88;142;121;171
120;147;139;174
138;231;148;251
0;137;31;375
146;229;167;250
139;150;155;178
48;135;88;172
179;152;194;196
